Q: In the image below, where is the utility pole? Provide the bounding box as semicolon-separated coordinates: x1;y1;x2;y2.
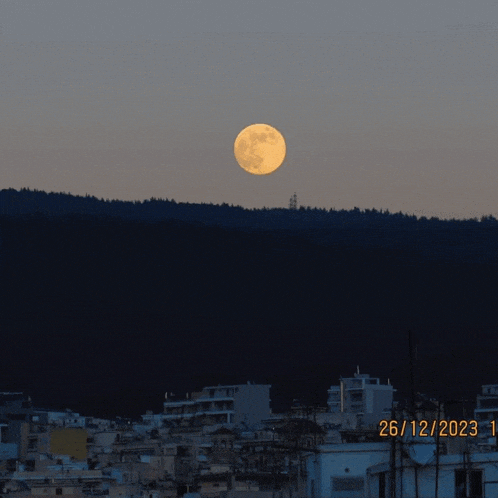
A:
408;330;419;498
408;330;416;420
435;400;441;498
463;449;468;498
389;403;396;498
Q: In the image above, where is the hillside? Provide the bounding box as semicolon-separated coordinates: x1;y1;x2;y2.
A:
0;188;496;419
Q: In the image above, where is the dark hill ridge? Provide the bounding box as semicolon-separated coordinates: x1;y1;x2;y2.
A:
1;187;498;265
0;188;497;419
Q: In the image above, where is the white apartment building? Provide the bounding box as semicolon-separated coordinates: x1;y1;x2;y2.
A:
327;369;395;427
143;382;271;429
307;442;498;498
474;384;498;448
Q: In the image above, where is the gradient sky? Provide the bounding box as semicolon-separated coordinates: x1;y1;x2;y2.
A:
1;0;497;219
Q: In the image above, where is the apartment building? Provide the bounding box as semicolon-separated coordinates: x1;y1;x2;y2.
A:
327;370;395;427
474;384;498;448
143;382;271;430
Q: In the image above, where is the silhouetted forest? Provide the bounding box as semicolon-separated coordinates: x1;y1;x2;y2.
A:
0;188;497;420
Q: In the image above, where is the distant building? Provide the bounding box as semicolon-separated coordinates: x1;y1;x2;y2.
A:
6;454;107;497
327;369;395;428
474;384;498;448
143;382;271;430
0;392;34;460
49;427;88;461
33;408;86;428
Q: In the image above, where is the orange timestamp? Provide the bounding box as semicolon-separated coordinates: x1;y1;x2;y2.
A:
379;419;484;438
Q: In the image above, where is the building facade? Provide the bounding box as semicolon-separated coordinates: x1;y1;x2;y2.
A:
327;371;395;428
143;383;271;430
307;441;498;498
474;384;498;449
306;442;391;498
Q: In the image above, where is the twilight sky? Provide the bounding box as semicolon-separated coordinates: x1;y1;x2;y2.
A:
1;0;497;219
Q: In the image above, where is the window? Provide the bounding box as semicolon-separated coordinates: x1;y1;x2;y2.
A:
470;470;483;498
7;413;26;420
56;488;62;495
332;477;364;498
479;398;498;409
455;469;482;498
332;477;364;491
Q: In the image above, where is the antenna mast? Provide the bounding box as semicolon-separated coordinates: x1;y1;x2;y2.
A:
289;192;298;210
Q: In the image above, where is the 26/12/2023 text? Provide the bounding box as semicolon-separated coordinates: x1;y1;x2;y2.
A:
377;419;496;438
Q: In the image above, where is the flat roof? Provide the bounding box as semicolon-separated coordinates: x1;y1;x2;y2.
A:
316;442;390;453
203;384;271;389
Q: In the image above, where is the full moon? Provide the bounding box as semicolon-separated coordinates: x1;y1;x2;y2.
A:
234;123;286;175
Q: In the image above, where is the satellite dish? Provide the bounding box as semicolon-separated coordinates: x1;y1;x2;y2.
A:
402;421;437;466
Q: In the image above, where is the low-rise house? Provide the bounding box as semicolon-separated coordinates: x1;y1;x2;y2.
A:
306;442;391;498
33;410;86;429
1;423;19;460
4;455;106;497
